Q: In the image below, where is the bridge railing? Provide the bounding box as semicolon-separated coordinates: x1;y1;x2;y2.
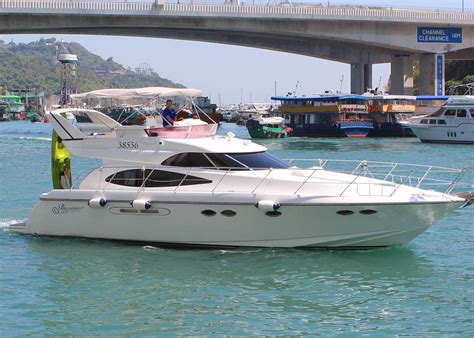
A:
161;3;474;23
0;0;473;23
0;0;158;14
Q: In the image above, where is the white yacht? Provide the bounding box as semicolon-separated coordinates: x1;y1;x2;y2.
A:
10;101;473;248
407;96;474;144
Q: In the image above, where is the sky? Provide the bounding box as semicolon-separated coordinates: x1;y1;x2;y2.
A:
0;0;472;104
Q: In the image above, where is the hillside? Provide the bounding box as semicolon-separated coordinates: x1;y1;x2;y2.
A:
0;38;184;95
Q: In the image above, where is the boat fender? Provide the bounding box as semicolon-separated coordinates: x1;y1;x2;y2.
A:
255;200;280;212
88;197;107;208
132;199;152;210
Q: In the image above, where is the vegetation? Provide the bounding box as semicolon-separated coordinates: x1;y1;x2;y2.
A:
0;38;184;95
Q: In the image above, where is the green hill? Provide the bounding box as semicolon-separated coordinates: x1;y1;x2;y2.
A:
0;38;184;94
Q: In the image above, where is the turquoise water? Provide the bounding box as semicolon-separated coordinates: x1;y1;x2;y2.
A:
0;121;473;335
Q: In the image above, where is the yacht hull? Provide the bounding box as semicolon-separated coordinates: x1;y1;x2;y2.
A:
15;197;462;248
410;125;474;144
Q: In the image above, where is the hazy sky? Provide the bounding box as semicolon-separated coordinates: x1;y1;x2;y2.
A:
0;0;472;104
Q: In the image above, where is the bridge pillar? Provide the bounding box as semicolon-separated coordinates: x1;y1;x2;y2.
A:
350;63;372;94
419;53;445;95
391;55;413;95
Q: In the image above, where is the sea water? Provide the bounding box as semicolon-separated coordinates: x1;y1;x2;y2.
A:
0;121;473;335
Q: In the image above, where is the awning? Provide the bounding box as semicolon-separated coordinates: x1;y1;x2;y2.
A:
71;87;202;100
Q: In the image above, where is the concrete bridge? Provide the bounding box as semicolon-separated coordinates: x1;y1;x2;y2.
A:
0;0;473;95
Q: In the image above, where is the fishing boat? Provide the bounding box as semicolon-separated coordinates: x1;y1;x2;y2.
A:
9;92;473;247
0;94;25;120
406;96;474;144
246;116;292;139
0;100;10;122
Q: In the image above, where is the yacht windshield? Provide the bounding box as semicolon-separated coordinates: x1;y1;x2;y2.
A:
162;152;289;170
227;152;290;169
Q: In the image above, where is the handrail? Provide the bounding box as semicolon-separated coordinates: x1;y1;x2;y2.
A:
70;159;470;197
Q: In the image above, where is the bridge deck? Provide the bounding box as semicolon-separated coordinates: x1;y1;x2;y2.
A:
0;1;473;24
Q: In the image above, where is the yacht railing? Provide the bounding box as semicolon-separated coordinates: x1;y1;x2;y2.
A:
69;159;471;197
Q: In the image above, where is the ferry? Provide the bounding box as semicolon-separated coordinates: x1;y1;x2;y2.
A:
367;95;417;137
338;95;374;138
271;95;375;138
272;94;438;138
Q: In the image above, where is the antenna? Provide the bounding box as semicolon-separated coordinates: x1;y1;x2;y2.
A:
294;81;299;96
339;75;344;93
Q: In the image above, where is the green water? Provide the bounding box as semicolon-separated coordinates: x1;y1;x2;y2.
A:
0;121;473;335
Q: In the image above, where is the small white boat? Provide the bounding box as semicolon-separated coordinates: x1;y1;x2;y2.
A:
10;103;473;248
407;96;474;144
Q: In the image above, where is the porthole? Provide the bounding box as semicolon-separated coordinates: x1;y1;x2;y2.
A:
265;211;282;217
360;209;377;215
336;210;354;216
221;210;236;217
201;209;216;216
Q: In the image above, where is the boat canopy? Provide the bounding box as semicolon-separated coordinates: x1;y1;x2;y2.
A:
370;95;417;100
271;94;369;102
415;95;449;101
71;87;203;100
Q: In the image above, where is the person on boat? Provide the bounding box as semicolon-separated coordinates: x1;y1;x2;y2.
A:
162;100;177;128
60;163;71;190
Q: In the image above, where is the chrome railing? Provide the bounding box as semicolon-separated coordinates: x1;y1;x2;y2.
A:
69;159;471;197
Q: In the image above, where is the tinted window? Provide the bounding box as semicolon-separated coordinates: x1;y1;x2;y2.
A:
444;109;456;116
162;152;289;170
105;169;212;187
456;110;467;118
229;152;290;169
161;153;213;167
420;119;428;124
429;119;437;124
437;120;446;125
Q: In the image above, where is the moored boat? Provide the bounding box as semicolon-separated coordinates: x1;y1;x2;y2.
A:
339;120;374;138
246;116;292;138
406;96;474;144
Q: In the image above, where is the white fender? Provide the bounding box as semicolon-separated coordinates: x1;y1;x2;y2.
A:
132;199;152;210
88;197;107;208
255;200;280;212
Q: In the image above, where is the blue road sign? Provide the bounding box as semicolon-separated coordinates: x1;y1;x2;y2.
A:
417;27;462;43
